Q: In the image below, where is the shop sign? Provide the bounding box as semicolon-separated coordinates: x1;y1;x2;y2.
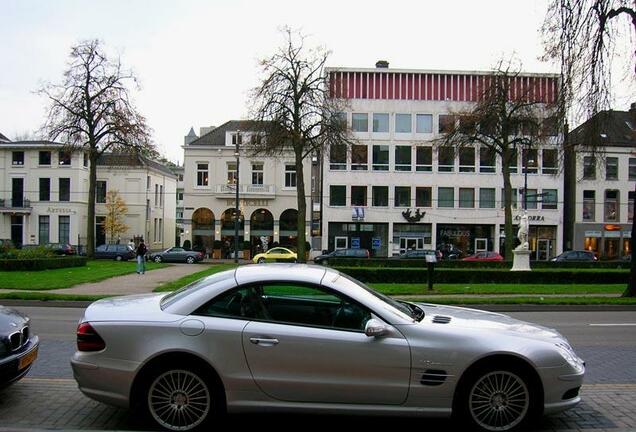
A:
585;231;602;237
605;231;621;238
372;238;381;249
623;231;632;238
46;207;77;215
514;215;545;222
351;237;361;249
401;208;425;223
439;228;471;238
225;199;270;207
352;207;365;221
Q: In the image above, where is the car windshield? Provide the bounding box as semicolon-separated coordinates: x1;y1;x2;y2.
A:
160;270;236;310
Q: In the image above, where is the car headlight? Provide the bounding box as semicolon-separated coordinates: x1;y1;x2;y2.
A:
555;342;584;372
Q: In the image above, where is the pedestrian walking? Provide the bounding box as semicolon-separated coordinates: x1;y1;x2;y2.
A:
136;239;147;275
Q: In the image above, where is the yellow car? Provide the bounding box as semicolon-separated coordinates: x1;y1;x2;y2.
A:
252;247;297;264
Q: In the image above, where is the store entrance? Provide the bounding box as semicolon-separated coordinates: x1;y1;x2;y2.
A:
537;239;552;261
400;237;422;253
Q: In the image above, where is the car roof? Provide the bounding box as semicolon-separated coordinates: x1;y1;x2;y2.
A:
235;264;326;286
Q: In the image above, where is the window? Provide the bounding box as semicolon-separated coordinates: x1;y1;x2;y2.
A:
395;146;411;171
542;116;559;136
147;175;151;190
542;149;558;174
525;189;538;210
227;162;238;184
583;156;596;179
177;192;184;201
583;190;595;221
155;184;159;206
12;151;24;166
59;178;70;202
438;115;456;133
160;185;164;207
232;133;243;145
606;157;618;180
395;114;411;133
416;114;433;133
352;113;368;132
459;188;475;208
459;147;475;172
329;144;346;170
630;158;636;181
438;147;454;172
83;152;89;167
39;216;50;245
58;151;71;166
394;186;411;207
479;188;496;208
39;178;50;202
372;113;389;132
372;186;388;207
39;151;51;165
146;199;150;220
542;189;558;210
96;181;107;203
372;145;389;171
479;147;495;173
629;192;635;222
59;215;70;244
351;145;368;170
605;190;619;221
416;187;432;207
285;165;297;188
506;148;518;174
252;163;264;185
416;147;432;172
522;148;538;174
351;186;367;206
438;187;454;208
178;174;184;181
501;188;518;210
197;163;208;186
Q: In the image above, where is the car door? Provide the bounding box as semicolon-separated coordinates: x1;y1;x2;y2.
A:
168;247;184;262
241;282;411;405
265;248;284;262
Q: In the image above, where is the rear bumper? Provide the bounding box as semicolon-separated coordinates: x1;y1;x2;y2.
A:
0;337;39;387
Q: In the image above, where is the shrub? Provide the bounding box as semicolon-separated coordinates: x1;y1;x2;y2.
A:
327;258;628;270
0;256;88;271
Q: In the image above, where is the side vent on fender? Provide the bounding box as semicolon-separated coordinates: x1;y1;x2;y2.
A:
420;370;449;386
432;315;452;324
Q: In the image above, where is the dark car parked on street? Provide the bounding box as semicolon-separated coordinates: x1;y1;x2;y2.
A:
0;306;39;387
94;244;136;261
149;247;204;264
392;249;442;260
313;248;370;265
551;250;598;262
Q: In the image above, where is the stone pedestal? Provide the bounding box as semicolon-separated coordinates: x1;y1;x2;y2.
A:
511;248;532;272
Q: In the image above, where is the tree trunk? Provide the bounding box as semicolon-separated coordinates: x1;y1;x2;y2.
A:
295;150;307;263
86;151;98;258
624;182;636;297
502;151;514;261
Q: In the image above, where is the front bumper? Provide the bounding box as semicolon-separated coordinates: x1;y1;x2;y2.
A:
540;364;585;415
0;336;39;387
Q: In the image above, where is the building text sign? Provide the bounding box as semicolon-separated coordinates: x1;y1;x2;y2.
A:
47;207;77;215
225;199;270;208
514;215;545;222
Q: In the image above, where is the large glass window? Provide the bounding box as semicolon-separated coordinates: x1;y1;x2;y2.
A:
58;151;71;166
351;186;367;206
542;189;558;210
227;162;237;185
506;148;518;174
583;156;595;179
372;145;389;171
438;187;454;208
59;215;70;244
96;181;107;203
39;151;51;165
39;215;50;245
59;178;70;202
416;147;432;172
252;163;264;185
525;189;538;210
542;149;558;174
372;113;389;132
438;115;456;133
479;188;496;208
39;178;50;202
197;163;209;186
329;144;346;170
285;164;297;187
372;186;388;207
12;151;24;166
479;147;496;173
522;148;538;174
459;188;475;208
351;145;368;171
583;190;595;221
459;147;475;172
394;186;411;207
605;190;619;221
438;147;454;172
501;188;518;210
395;146;411;171
395;114;411;133
330;185;346;207
416;187;432;207
416;114;433;133
630;158;636;181
606;157;618;180
352;113;368;132
629;191;635;222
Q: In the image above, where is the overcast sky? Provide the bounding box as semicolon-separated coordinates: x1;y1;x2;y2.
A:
1;0;633;164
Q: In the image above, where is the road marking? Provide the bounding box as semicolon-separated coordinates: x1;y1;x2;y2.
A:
589;323;636;327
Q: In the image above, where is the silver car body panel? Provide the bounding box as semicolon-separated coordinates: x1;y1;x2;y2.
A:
71;264;584;417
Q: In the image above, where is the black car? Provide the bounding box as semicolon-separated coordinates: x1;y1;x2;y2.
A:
393;249;442;260
149;247;204;264
313;248;370;265
551;250;598;262
0;306;39;387
94;244;136;261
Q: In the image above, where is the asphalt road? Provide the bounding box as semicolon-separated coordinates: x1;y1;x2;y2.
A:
16;306;636;384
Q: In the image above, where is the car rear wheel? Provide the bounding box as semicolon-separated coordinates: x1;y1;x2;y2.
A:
115;255;123;261
186;256;195;264
145;367;214;431
154;256;162;263
257;257;265;264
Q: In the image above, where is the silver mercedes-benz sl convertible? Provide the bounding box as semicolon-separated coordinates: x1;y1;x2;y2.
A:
71;264;584;431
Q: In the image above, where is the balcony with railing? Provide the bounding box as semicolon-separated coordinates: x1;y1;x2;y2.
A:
0;197;32;214
214;184;276;198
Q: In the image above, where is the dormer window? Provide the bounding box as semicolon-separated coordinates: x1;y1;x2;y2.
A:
232;133;242;145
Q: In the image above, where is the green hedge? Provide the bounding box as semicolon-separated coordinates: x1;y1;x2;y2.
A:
327;258;629;269
332;266;629;284
0;256;88;271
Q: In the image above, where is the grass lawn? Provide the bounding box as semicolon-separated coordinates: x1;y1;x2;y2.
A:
154;264;238;292
0;260;167;290
369;283;626;296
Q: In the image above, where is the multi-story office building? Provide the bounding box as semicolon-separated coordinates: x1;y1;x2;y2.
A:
181;120;312;257
322;62;563;259
0;135;176;250
566;105;636;259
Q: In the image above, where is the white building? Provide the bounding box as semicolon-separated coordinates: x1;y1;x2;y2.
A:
322;63;564;260
181;120;312;257
567;105;636;259
0;136;177;251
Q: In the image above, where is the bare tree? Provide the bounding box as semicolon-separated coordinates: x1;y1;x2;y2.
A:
543;0;636;296
38;39;154;257
103;190;129;244
437;62;558;260
248;28;352;262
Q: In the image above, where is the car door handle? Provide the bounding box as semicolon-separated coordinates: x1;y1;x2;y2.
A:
250;337;279;346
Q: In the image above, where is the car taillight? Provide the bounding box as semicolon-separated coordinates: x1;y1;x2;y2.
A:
77;322;106;352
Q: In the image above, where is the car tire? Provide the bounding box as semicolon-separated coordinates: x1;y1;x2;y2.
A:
142;364;219;431
154;256;162;263
115;255;123;262
455;363;538;432
257;258;265;264
186;256;195;264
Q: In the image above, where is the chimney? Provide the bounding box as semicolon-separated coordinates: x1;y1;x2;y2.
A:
375;60;389;69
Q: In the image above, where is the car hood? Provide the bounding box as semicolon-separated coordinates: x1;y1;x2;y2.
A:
0;305;29;333
416;303;565;342
84;293;180;323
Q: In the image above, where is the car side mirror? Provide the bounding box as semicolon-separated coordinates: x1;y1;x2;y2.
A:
365;319;390;338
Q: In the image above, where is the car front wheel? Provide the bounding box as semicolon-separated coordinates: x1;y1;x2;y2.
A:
257;257;265;264
154;256;162;263
186;256;195;264
115;255;123;261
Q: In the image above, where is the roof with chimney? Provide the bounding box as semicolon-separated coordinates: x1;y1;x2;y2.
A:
570;107;636;148
188;120;268;146
97;153;177;177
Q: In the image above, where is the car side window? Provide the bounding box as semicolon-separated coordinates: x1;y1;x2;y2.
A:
334;250;346;257
97;245;107;252
194;287;258;320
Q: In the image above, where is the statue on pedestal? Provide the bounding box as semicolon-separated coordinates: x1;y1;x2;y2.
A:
516;210;529;251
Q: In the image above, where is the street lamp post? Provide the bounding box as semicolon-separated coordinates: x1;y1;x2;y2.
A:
234;130;240;264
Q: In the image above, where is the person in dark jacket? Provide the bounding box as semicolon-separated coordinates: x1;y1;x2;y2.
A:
136;239;147;274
